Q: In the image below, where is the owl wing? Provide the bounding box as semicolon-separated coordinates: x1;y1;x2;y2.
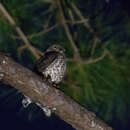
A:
35;51;59;73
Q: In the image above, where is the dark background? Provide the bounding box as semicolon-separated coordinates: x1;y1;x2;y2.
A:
0;0;130;130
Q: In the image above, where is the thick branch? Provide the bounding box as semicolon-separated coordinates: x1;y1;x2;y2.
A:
0;53;112;130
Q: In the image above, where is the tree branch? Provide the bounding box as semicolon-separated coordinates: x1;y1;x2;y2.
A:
28;23;59;39
0;3;40;59
11;19;89;40
81;50;107;65
90;38;101;57
57;0;81;61
0;53;112;130
71;2;117;63
71;3;94;34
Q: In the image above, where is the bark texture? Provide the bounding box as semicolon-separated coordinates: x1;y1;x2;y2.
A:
0;53;112;130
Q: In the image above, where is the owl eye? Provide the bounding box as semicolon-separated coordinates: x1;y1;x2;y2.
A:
53;46;57;50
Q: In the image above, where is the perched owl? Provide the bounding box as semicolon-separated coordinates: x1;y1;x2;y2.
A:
35;44;66;85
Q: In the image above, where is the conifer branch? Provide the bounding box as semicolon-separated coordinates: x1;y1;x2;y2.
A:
81;50;107;65
0;3;40;59
29;23;59;39
71;2;116;62
57;0;81;61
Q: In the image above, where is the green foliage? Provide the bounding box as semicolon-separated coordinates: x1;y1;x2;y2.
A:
0;0;130;130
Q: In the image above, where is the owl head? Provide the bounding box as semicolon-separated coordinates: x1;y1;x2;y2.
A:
46;44;65;54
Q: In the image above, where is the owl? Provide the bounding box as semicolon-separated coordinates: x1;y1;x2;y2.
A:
35;44;66;85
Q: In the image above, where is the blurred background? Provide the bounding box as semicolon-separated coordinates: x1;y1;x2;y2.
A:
0;0;130;130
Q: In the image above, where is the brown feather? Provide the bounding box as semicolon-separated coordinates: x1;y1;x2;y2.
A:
35;51;59;72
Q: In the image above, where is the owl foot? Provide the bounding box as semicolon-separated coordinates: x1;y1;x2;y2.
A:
41;75;59;89
40;75;51;83
45;75;54;86
40;74;47;82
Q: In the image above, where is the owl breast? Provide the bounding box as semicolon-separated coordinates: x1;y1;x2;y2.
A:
42;55;66;84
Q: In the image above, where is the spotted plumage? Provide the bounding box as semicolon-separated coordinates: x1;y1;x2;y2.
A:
35;45;66;84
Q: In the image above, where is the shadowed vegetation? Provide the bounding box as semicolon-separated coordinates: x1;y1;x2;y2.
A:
0;0;130;130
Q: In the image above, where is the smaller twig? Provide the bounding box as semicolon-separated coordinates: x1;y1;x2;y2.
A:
57;0;81;61
10;34;21;40
18;45;27;52
18;44;43;56
43;14;53;28
11;24;59;40
29;24;59;39
10;18;90;40
65;19;89;25
71;3;94;34
81;50;107;65
73;19;89;24
68;8;78;41
11;19;89;40
67;49;106;65
102;46;126;70
102;47;117;65
68;8;75;24
0;3;40;59
71;2;119;66
90;38;101;57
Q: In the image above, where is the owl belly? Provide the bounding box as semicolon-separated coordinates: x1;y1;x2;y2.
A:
42;58;66;84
